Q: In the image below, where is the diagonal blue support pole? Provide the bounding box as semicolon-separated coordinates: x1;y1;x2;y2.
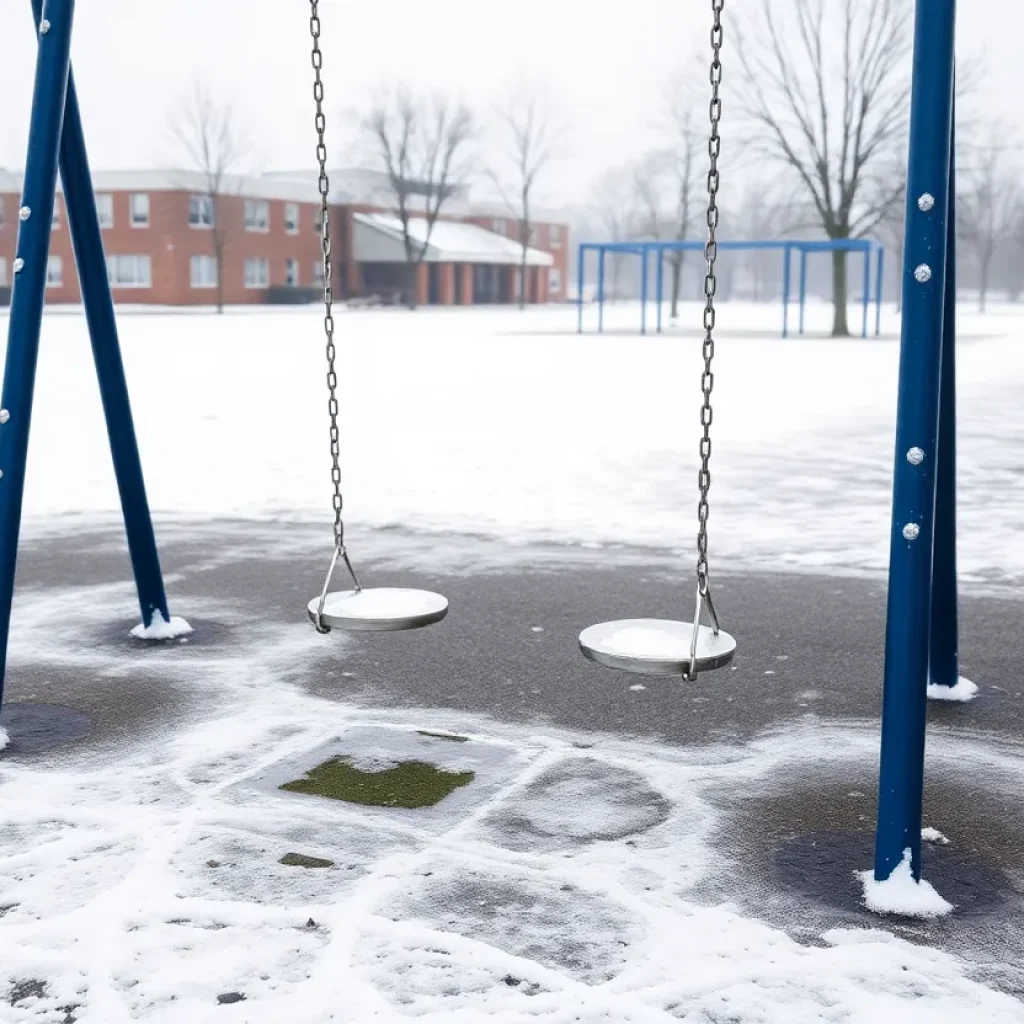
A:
929;127;959;692
31;0;170;632
875;247;885;336
781;245;791;338
0;0;76;708
576;244;585;334
874;0;956;885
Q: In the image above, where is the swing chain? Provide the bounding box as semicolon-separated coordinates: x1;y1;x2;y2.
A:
696;0;724;600
309;0;360;632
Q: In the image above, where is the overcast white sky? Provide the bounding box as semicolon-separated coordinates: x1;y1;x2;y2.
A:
0;0;1019;205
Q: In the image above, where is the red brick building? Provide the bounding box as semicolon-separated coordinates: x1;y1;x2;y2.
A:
0;169;570;308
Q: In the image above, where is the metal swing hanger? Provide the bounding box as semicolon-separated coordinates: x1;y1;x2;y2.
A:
579;0;736;682
305;0;448;635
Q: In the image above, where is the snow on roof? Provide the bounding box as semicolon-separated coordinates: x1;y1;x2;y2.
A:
354;212;554;266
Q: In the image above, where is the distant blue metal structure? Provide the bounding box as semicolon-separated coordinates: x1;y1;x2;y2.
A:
875;0;959;885
0;0;173;711
575;238;885;338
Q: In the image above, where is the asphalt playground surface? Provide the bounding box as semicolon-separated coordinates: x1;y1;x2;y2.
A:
3;520;1024;996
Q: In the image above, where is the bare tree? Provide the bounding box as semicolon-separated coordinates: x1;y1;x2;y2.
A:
736;0;911;336
959;131;1020;313
363;89;474;309
489;90;557;309
169;82;251;313
662;83;703;320
631;153;667;240
589;167;637;300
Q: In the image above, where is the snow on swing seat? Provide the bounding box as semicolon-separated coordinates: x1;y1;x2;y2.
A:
579;618;736;677
307;587;449;632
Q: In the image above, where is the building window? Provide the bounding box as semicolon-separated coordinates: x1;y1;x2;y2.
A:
52;199;61;229
190;255;218;289
285;258;299;287
493;218;506;235
96;193;114;229
189;194;214;228
244;199;269;232
550;224;563;247
0;258;7;288
131;193;150;227
313;206;324;233
285;203;299;234
549;267;562;293
313;260;325;287
244;257;269;289
0;197;5;227
46;255;63;288
106;254;152;288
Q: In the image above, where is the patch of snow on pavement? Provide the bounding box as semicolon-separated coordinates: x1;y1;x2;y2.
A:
859;850;954;919
928;676;980;702
130;614;194;640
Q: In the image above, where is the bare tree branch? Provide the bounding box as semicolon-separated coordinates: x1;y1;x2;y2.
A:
168;80;251;313
362;87;475;308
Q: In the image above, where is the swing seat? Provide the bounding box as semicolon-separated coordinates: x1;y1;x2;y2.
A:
579;618;736;677
307;587;449;632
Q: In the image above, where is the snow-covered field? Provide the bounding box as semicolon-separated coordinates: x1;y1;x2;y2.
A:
1;300;1024;1022
11;299;1024;588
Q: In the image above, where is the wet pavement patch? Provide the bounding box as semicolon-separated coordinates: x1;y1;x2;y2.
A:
280;757;475;809
773;830;1012;918
0;703;90;754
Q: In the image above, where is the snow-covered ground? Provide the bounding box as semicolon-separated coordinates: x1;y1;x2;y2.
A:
10;299;1024;589
2;300;1024;1022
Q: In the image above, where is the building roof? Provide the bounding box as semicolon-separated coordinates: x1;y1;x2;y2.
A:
353;213;554;267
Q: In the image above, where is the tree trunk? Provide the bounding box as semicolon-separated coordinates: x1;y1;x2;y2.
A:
520;244;528;310
979;256;989;313
406;261;418;310
215;246;225;314
670;256;683;319
831;248;850;336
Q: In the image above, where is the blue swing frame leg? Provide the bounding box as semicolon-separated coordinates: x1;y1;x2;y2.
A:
873;0;956;885
31;0;170;633
929;133;959;692
0;0;77;708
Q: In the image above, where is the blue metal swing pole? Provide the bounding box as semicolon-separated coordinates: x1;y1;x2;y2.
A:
655;249;664;333
781;245;791;338
597;247;606;334
874;0;956;884
640;246;649;336
576;244;585;334
929;127;960;691
798;248;807;335
31;0;170;629
0;0;76;707
875;247;885;336
861;247;871;339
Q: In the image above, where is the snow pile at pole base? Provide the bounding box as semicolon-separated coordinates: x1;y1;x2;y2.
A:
922;826;950;845
928;676;980;702
129;614;194;640
859;850;954;919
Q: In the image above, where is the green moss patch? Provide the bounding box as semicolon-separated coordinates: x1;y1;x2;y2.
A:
280;757;474;809
417;730;470;743
279;852;334;869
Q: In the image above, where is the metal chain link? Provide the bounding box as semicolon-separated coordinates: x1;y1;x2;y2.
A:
309;0;345;552
696;0;724;598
